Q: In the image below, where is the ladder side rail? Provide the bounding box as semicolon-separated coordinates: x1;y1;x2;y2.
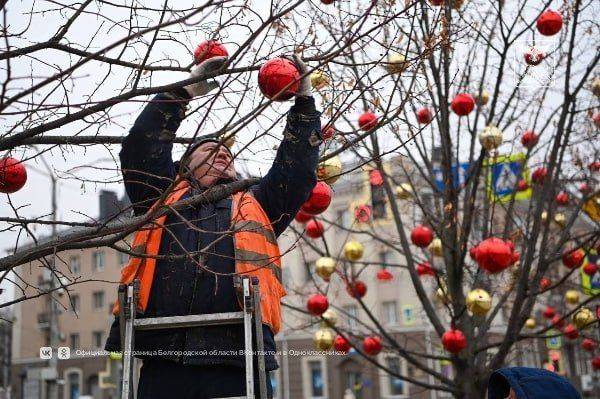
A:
251;278;267;399
243;278;254;399
121;283;136;399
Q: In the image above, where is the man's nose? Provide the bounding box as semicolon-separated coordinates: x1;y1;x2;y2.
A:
217;147;231;161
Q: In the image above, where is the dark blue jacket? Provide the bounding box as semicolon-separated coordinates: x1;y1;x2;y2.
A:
488;367;581;399
105;90;322;371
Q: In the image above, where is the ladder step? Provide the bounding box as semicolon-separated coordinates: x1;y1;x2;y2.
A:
133;311;245;330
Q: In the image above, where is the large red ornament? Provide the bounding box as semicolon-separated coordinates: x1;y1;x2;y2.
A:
302;182;333;215
524;47;545;66
354;204;372;223
369;170;383;186
362;336;382;356
358;112;378;131
411;225;434;248
543;306;555;319
583;262;598;276
539;278;551;291
429;0;444;5
555;192;569;206
551;315;565;329
442;329;467;354
562;248;585;269
582;338;598;352
320;0;334;4
416;108;433;125
193;40;228;64
417;262;436;277
531;167;548;184
589;161;600;172
594;114;600;129
306;219;325;238
563;324;579;340
0;158;27;194
450;93;475;116
592;356;600;371
307;294;329;315
376;269;393;281
537;10;563;36
322;125;335;140
295;210;312;223
347;280;367;298
521;131;539;149
578;182;591;194
258;58;300;101
474;238;514;274
333;335;351;353
517;179;529;192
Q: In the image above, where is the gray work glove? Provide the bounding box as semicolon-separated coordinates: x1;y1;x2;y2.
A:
184;56;228;98
290;53;312;98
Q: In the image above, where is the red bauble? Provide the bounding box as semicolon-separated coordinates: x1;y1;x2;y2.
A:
354;204;372;223
416;108;433;124
524;47;545;66
193;40;228;64
450;93;475;116
369;170;383;186
306;219;325;238
589;161;600;172
302;182;333;215
537;10;563;36
469;246;478;260
358;112;378;131
555;191;569;206
539;278;552;291
517;179;529;192
582;339;598;352
417;262;435;277
333;335;351;353
0;158;27;194
543;306;555;319
347;280;367;298
583;262;598;276
429;0;444;5
321;0;335;4
594;114;600;129
521;131;539;149
531;167;548;184
322;125;335;140
562;248;585;269
474;238;514;274
442;329;467;354
592;356;600;371
563;324;579;340
307;294;329;315
295;210;312;223
411;225;434;248
376;269;394;281
362;336;382;356
551;315;565;329
258;58;300;101
578;183;591;194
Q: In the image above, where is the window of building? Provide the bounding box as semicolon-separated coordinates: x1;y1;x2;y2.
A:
69;333;80;350
345;371;362;396
382;301;398;325
67;371;81;399
336;209;350;229
92;251;105;272
307;360;325;398
71;294;80;313
92;291;105;311
369;170;387;219
379;355;408;397
401;304;416;326
69;256;80;275
343;305;358;331
118;251;128;265
92;331;104;348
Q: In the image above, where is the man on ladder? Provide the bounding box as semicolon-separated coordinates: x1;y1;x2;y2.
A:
104;53;321;398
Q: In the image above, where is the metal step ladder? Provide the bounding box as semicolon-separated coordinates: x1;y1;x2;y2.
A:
118;277;268;399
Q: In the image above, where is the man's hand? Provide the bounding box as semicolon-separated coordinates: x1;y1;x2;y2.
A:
290;53;312;98
184;56;228;98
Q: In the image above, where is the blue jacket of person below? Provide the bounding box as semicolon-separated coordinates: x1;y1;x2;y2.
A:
488;367;581;399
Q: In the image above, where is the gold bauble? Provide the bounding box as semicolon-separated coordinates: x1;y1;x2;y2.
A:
554;213;566;227
565;290;580;305
541;211;548;223
320;309;338;327
475;90;490;106
479;125;503;151
525;318;536;329
573;307;595;329
384;53;408;74
429;238;443;257
317;155;342;185
313;328;334;350
466;289;492;316
395;183;414;200
224;134;235;148
435;282;451;304
592;77;600;97
310;71;330;90
315;257;336;281
344;241;364;262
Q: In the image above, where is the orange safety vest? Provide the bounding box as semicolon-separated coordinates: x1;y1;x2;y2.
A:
112;180;287;334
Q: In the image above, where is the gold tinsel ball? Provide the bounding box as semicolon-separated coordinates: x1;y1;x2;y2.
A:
565;290;580;305
315;257;336;281
320;309;338;327
395;183;414;199
435;282;451;305
525;318;536;329
541;211;548;223
310;71;330;90
466;288;492;316
314;328;334;350
429;238;443;257
592;77;600;97
475;90;490;106
573;307;595;329
317;155;342;185
384;53;408;74
479;125;503;151
554;213;566;227
344;241;364;262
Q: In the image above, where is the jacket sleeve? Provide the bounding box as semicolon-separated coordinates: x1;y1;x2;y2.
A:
120;90;190;215
252;96;322;237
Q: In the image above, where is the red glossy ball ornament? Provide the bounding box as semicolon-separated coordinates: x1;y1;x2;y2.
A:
517;179;529;192
583;262;598;276
333;335;351;353
411;225;434;248
376;269;394;281
354;204;372;223
521;131;539;149
295;210;312;223
321;0;334;4
543;306;555;319
537;10;563;36
539;278;551;291
301;182;333;215
417;262;435;277
442;329;467;354
524;47;545;66
347;280;367;298
469;246;478;260
594;114;600;129
531;167;548;184
563;324;579;340
582;339;598;352
474;238;514;274
578;183;591;194
589;161;600;172
369;170;383;186
306;219;325;238
562;248;585;269
592;356;600;371
258;58;300;101
362;336;382;356
551;315;565;329
555;191;569;206
322;125;335;140
0;157;27;194
193;40;228;64
416;108;433;125
430;0;444;5
450;93;475;116
307;294;329;315
358;112;378;131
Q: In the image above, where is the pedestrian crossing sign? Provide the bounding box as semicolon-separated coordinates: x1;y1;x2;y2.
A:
485;153;532;202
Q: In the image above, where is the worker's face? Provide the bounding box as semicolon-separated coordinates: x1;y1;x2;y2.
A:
187;142;236;186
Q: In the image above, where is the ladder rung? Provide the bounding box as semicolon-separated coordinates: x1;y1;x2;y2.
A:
133;311;245;330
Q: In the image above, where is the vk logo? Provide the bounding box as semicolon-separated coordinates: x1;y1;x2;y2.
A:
39;347;53;359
